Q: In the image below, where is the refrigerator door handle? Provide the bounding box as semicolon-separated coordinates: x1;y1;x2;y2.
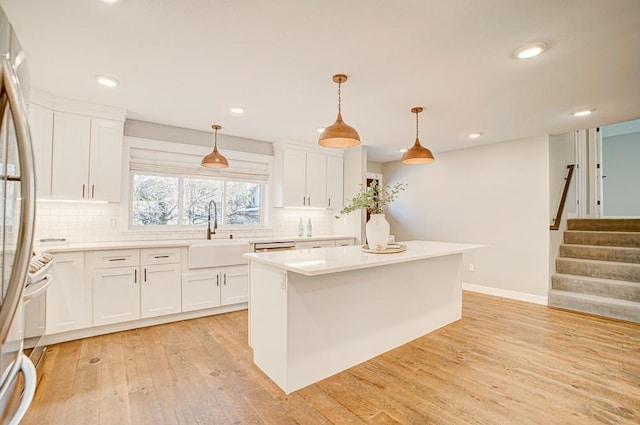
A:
0;56;37;344
7;354;37;425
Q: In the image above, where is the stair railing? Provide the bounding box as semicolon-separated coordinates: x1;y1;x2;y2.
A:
550;164;575;230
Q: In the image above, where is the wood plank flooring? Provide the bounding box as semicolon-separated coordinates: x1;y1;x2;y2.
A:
23;292;640;425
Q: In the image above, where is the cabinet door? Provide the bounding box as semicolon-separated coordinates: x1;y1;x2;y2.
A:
326;156;343;209
305;152;327;208
28;103;53;198
46;252;89;334
93;266;140;326
51;112;91;200
282;149;307;207
221;265;248;305
141;264;181;318
89;118;123;202
182;272;221;312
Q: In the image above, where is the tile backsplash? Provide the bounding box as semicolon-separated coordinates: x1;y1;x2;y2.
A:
35;201;336;244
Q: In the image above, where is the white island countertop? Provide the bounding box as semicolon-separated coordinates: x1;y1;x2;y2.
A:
244;240;484;276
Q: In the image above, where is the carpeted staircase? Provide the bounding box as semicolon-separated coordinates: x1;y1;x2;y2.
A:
548;218;640;323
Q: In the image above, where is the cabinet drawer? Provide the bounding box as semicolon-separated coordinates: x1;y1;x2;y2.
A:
295;240;335;249
141;247;181;265
334;239;355;247
93;249;139;269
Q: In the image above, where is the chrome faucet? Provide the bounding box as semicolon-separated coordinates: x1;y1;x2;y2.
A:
207;200;218;239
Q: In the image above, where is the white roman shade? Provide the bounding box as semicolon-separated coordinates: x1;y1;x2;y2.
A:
129;145;269;183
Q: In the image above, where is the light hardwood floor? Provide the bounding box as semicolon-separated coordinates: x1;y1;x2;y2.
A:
23;292;640;425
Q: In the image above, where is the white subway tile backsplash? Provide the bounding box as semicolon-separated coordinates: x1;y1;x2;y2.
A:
35;201;338;244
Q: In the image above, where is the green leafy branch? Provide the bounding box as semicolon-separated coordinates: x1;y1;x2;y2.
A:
336;181;407;218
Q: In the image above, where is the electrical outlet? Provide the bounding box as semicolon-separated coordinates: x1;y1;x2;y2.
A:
468;263;475;272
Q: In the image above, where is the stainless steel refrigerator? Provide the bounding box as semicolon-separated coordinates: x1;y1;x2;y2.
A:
0;3;38;424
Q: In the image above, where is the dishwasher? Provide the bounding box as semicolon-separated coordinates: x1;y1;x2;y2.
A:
253;241;297;252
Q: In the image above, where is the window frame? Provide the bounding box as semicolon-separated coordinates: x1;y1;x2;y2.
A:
121;137;272;232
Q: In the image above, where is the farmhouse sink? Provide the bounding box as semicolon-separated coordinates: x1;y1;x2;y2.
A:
188;239;251;269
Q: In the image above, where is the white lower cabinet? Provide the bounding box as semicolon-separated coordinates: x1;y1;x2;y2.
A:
295;240;336;249
182;265;248;312
141;263;182;318
46;252;91;334
92;248;181;326
220;266;249;305
93;266;140;326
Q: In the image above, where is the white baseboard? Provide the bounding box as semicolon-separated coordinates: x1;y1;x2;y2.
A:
462;283;548;305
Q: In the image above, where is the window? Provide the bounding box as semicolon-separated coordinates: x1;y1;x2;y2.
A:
131;174;263;228
127;139;270;230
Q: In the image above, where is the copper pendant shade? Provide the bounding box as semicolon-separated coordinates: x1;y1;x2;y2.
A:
318;74;361;148
201;124;229;168
401;107;435;165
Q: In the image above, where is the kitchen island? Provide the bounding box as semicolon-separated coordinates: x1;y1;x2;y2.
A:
244;240;483;394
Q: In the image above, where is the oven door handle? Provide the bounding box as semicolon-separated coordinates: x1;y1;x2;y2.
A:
23;274;52;302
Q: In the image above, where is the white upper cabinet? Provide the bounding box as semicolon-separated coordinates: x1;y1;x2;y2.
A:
28;103;54;198
326;155;344;210
51;112;123;202
274;144;342;209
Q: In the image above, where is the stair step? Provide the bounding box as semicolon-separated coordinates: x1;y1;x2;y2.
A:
567;218;640;232
555;257;640;282
548;290;640;323
564;230;640;248
552;273;640;301
559;244;640;264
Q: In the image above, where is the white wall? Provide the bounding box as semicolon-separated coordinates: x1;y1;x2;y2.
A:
548;132;576;277
382;136;551;301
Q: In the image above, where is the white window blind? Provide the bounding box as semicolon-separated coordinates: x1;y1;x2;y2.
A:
129;146;269;182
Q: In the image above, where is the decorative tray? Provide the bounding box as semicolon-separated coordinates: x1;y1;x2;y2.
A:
362;243;407;254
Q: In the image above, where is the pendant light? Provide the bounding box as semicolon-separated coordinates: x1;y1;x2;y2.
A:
201;124;229;168
401;107;435;165
318;74;361;148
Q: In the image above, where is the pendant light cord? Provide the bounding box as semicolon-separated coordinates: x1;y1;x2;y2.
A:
214;127;218;148
415;110;419;139
337;80;342;115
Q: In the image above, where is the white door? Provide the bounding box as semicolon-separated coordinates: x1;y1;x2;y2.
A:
141;264;181;318
282;149;307;207
305;152;327;208
93;266;140;326
51;112;90;200
89;118;123;202
221;266;248;305
182;272;221;312
46;252;88;334
326;155;343;209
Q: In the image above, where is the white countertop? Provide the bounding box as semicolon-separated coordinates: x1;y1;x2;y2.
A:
38;235;358;253
244;240;485;276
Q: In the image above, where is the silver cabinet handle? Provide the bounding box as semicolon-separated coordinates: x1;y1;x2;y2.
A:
224;274;227;285
82;183;85;198
144;268;147;282
0;56;37;345
109;258;127;262
154;255;170;259
302;196;306;206
328;197;331;207
91;184;95;198
134;269;137;283
216;274;219;287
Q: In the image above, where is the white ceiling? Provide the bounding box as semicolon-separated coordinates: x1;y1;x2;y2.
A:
3;0;640;162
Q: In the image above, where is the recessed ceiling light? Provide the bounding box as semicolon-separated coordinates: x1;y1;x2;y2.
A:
96;75;118;87
468;132;483;139
230;106;245;115
572;109;594;117
514;42;547;59
316;127;325;133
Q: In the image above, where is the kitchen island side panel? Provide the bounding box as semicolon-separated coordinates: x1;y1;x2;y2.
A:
285;253;462;393
248;261;289;389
